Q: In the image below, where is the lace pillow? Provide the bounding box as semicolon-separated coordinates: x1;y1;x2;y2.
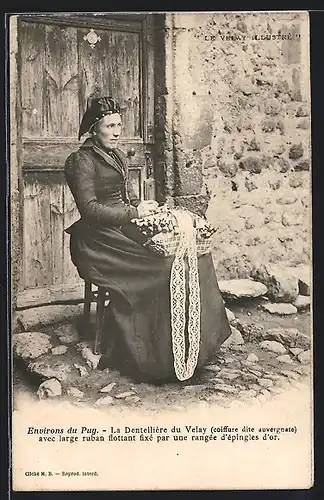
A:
131;206;216;257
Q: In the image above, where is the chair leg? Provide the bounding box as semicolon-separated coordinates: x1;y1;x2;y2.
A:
83;281;92;324
94;288;106;355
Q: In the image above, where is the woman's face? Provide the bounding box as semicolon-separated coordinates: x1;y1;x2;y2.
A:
93;113;122;149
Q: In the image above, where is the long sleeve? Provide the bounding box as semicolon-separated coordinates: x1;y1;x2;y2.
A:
65;151;139;226
114;148;141;208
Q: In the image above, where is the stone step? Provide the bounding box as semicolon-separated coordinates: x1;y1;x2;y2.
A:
218;279;268;300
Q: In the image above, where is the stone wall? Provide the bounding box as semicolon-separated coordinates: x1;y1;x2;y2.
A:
166;12;311;279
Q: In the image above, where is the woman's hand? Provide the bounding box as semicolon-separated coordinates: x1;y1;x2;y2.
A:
137;200;159;218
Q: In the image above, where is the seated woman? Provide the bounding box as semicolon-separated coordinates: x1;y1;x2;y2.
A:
64;96;231;383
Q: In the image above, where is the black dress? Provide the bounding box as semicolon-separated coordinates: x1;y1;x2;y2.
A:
64;138;231;382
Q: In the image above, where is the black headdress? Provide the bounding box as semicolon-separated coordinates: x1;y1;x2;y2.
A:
78;96;121;140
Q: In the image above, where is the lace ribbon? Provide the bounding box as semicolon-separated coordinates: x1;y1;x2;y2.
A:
169;210;201;381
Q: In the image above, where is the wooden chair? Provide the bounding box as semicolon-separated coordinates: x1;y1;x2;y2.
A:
83;281;110;355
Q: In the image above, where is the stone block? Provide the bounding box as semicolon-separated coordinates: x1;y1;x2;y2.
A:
222;326;245;347
76;341;101;370
261;119;277;132
55;323;80;345
276;120;285;135
218;162;239;177
13;332;53;362
276;354;295;364
174;148;203;196
276;194;298;205
289;143;304;160
290;90;302;102
296;104;310;117
277;157;291;173
225;308;236;323
281;210;303;227
297;118;310;129
297;350;311;364
236;321;264;342
294;159;310;171
218;279;267;299
268;179;282;190
240;82;255;96
252;264;299;302
217;368;242;380
244;178;258;192
263;327;310;350
261;303;298;315
264;97;281;116
296;267;311;296
247;138;261;151
100;382;116;394
95;396;115;407
239;156;263;174
288;174;303;188
17;304;84;331
258;378;274;388
274;80;290;95
37;379;62;399
174;194;210;217
293;295;311;311
237;20;248;33
115;391;136;399
73;364;89;378
259;340;287;354
28;360;73;382
246;353;259;363
51;345;68;356
67;387;85;399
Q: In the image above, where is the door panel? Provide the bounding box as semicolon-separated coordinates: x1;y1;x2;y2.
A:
18;14;155;307
62;184;82;284
128;168;142;200
23;172;55;288
21;22;46;137
44;24;79;137
78;28;141;138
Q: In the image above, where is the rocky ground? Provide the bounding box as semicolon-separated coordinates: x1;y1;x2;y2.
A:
13;275;311;414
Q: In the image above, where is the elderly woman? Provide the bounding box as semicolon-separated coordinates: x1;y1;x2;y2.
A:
65;96;231;383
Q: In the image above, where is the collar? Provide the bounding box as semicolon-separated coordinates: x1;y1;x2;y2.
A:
80;138;126;178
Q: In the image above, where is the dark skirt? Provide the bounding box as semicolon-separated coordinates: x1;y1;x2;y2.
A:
68;220;231;382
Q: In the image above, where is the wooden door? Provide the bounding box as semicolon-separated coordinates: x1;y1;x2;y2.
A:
17;14;155;308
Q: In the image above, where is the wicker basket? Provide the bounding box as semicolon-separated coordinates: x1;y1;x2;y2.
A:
143;231;212;257
131;206;215;257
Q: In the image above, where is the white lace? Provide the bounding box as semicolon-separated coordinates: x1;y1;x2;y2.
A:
169;210;201;381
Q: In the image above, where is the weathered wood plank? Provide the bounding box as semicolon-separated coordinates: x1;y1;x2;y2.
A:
23;173;53;288
17;282;85;309
128;168;142;200
78;27;112;121
10;17;24;298
109;30;141;138
78;27;141;139
20;22;45;137
143;15;155;144
22;140;145;169
63;183;83;284
22;141;79;168
44;24;79;137
49;172;64;284
19;15;143;33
